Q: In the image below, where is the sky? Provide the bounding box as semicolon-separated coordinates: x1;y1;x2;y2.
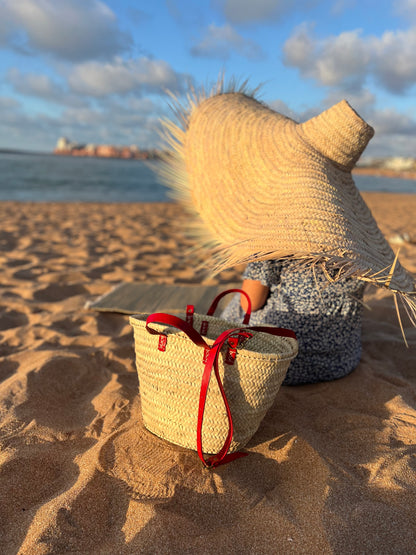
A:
1;0;416;158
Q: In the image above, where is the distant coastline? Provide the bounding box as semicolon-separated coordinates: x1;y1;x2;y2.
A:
53;137;164;160
353;166;416;181
0;148;48;156
53;146;164;160
1;144;416;182
352;155;416;182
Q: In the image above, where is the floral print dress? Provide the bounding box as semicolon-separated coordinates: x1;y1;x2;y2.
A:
221;260;366;385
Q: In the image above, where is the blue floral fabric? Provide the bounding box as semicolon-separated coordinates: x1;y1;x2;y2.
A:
221;260;366;385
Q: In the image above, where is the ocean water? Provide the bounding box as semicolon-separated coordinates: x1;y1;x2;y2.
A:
0;151;415;202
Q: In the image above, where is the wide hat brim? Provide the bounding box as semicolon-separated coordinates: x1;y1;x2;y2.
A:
161;86;415;305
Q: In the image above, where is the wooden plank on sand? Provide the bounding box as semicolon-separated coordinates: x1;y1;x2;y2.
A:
86;282;239;314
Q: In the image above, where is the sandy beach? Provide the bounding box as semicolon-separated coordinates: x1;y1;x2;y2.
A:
1;193;415;554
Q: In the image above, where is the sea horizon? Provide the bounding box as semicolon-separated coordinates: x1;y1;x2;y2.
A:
0;150;415;203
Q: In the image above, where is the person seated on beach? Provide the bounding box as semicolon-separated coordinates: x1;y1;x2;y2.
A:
161;81;416;385
221;260;366;385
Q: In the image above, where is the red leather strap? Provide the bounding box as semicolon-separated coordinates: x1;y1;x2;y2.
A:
197;329;249;467
196;325;296;467
206;288;252;324
242;324;297;341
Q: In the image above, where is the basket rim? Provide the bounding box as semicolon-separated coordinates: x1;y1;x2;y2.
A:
130;312;298;361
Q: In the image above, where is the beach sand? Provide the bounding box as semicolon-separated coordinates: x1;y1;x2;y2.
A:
1;193;415;554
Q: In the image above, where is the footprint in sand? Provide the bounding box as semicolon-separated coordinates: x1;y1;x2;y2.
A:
5;258;31;268
33;283;88;302
12;267;44;280
85;264;120;280
0;441;90;551
0;360;19;381
0;230;18;251
0;308;29;330
15;353;112;431
97;405;188;503
52;316;89;337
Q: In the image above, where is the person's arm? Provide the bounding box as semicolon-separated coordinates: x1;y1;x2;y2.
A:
240;279;269;312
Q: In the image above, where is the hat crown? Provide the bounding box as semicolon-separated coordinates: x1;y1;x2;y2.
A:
298;100;374;171
161;84;415;295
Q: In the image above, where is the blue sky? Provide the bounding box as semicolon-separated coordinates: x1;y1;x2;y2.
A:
1;0;416;158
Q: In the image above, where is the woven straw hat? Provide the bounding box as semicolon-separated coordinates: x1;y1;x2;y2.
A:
161;82;415;324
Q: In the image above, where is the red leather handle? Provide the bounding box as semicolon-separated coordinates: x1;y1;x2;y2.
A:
146;312;209;349
206;288;252;324
197;328;248;468
197;324;296;467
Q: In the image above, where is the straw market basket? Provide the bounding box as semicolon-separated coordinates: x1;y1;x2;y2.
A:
130;304;297;463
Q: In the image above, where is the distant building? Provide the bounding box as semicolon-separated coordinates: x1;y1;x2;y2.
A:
95;145;119;158
383;157;416;171
53;137;163;159
85;144;97;156
55;137;84;153
55;137;71;151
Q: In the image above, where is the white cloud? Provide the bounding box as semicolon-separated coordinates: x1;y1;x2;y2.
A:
364;125;416;158
283;24;416;94
0;93;163;151
68;57;190;97
395;0;416;20
61;104;157;131
369;107;416;136
8;69;61;98
282;23;315;68
315;31;370;87
58;101;163;147
323;88;376;116
7;68;88;108
191;23;263;59
330;0;358;15
104;97;157;115
283;25;370;89
217;0;317;24
0;96;20;110
267;98;299;120
370;28;416;92
0;101;64;150
0;0;132;61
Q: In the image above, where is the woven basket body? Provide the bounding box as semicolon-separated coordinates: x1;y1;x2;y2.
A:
130;312;298;454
